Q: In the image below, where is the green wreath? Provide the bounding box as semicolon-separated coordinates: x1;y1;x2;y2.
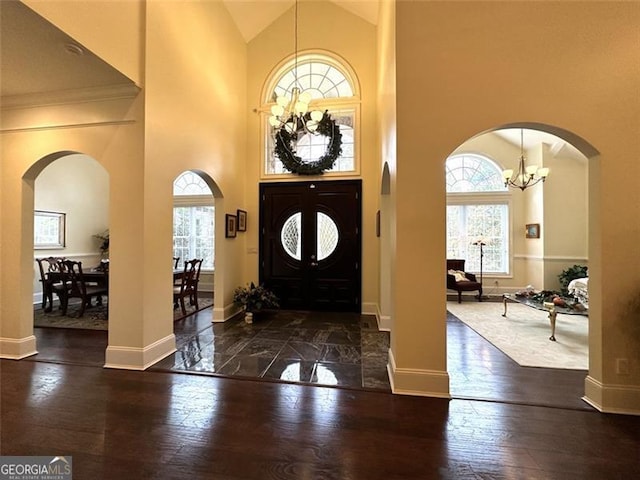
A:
274;111;342;175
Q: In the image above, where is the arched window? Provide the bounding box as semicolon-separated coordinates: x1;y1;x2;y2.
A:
173;172;215;270
263;53;358;175
446;154;510;274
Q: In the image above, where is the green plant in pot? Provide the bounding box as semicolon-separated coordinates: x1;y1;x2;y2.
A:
233;282;279;323
558;264;588;296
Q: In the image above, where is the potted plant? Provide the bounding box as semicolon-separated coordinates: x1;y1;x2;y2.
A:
93;229;110;259
558;264;588;296
233;282;279;323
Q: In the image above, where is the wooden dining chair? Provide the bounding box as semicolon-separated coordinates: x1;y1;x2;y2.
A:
36;256;65;312
188;258;203;309
173;259;198;316
173;257;180;269
57;259;108;317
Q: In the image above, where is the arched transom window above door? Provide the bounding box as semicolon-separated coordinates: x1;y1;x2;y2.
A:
262;53;360;176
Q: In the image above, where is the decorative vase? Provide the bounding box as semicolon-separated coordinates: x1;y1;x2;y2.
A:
244;311;253;324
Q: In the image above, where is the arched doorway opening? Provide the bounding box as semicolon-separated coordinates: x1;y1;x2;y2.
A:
444;123;595;409
171;170;218;326
28;151;110;365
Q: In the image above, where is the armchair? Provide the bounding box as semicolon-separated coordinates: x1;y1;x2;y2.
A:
447;259;482;303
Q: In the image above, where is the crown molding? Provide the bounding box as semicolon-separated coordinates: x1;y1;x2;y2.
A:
1;83;140;110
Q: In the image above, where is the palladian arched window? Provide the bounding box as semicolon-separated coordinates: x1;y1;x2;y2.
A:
262;53;359;176
173;171;215;270
446;154;510;274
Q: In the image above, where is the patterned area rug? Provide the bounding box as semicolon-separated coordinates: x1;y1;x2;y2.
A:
34;297;214;331
447;300;588;370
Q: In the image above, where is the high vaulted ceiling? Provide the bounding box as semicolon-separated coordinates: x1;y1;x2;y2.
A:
221;0;379;42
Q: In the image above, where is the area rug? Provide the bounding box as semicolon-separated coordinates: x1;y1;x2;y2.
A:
447;301;588;370
34;298;214;331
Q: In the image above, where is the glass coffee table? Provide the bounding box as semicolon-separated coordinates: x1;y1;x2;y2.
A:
502;293;588;341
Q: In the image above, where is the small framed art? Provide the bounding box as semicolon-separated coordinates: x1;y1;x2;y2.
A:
225;214;237;238
237;209;247;232
525;223;540;239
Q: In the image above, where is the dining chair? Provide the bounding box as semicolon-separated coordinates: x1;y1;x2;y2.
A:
57;259;109;317
173;257;180;269
173;259;199;316
36;256;65;312
188;258;203;309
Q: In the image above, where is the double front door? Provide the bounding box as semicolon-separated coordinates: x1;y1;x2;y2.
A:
259;180;361;312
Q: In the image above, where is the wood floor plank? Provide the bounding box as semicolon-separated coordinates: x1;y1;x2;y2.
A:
2;359;640;479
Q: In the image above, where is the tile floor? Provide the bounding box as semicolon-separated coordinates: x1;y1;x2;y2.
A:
151;309;391;391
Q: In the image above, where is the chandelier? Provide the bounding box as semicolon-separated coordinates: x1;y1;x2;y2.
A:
502;129;550;191
267;0;324;135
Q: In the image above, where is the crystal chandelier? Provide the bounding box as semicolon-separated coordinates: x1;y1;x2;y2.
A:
268;0;324;135
502;129;550;191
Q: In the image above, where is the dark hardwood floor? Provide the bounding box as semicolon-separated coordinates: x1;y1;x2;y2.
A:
2;358;640;479
3;306;638;478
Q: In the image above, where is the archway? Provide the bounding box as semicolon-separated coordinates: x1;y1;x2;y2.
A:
444;123;596;409
171;170;218;323
27;151;110;365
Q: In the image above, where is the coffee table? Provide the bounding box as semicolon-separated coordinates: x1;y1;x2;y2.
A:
502;293;588;341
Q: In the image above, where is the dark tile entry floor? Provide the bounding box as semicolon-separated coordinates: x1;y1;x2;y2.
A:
150;309;392;391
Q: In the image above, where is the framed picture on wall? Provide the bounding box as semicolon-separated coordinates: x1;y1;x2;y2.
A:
225;214;237;238
34;210;66;249
237;209;247;232
525;223;540;239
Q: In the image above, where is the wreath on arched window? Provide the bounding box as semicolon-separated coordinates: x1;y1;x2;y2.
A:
274;111;343;175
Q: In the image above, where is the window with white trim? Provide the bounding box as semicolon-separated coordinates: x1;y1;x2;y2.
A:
263;54;358;175
173;172;214;270
446;154;510;274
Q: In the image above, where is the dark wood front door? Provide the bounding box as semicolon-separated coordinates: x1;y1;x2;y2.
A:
260;180;361;312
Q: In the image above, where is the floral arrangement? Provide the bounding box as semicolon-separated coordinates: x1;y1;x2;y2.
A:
93;229;109;254
233;282;279;312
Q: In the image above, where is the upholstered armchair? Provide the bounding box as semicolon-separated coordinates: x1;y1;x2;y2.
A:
447;259;482;303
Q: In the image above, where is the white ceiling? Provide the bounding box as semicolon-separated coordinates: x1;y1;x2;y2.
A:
494;129;586;161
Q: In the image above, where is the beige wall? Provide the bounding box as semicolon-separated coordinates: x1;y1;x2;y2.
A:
144;0;247;325
377;0;396;331
246;1;379;312
395;0;640;411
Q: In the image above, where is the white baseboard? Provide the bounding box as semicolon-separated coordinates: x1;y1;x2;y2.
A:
583;375;640;416
0;335;38;359
361;302;377;316
104;334;176;370
378;314;392;332
387;348;450;398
